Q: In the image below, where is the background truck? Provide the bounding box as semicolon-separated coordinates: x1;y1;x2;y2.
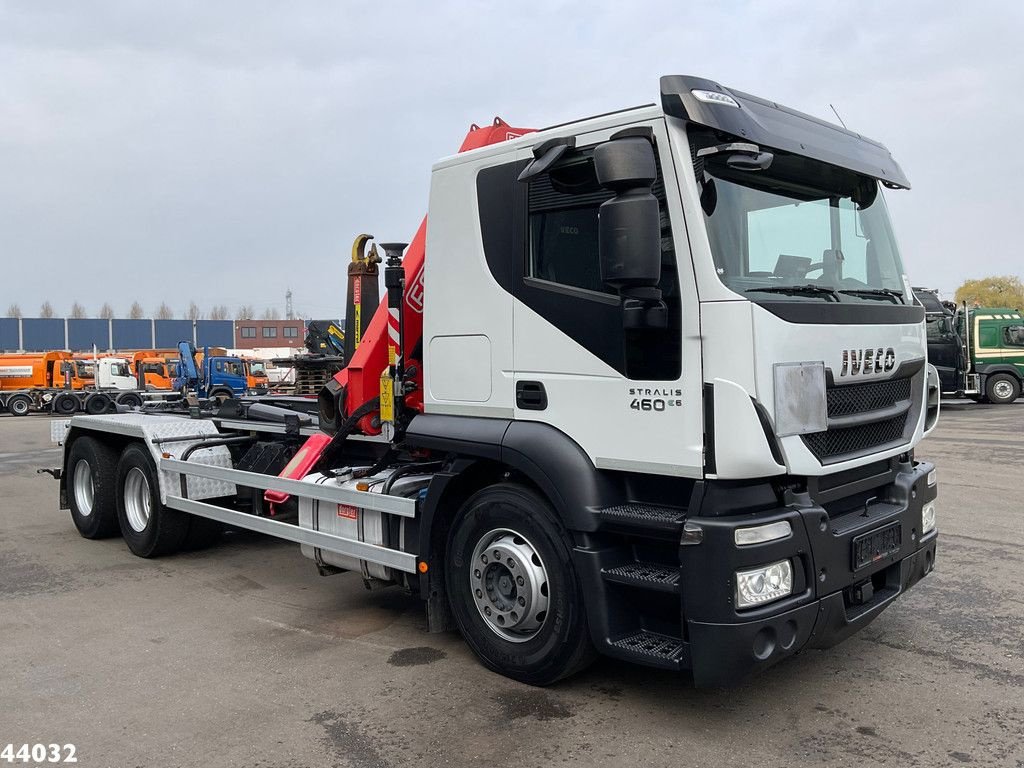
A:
53;75;940;687
43;356;181;415
174;342;248;399
916;288;1023;403
0;351;90;415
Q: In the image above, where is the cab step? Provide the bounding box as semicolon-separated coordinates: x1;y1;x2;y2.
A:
597;504;686;535
608;630;688;669
602;562;681;593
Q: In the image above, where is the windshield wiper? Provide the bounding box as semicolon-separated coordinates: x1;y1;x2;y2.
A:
746;284;840;302
837;288;905;304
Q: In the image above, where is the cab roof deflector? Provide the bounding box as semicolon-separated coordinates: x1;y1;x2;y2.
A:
660;75;911;190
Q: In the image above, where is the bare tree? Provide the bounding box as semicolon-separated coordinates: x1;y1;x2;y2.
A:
209;304;230;321
6;303;22;318
69;302;87;319
128;301;145;320
40;301;55;318
235;305;255;320
185;301;203;320
155;303;174;320
98;303;114;319
261;306;279;320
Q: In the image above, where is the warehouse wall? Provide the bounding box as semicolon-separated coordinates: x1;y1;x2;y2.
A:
0;318;17;350
111;319;152;349
67;318;109;352
1;318;235;352
21;318;65;351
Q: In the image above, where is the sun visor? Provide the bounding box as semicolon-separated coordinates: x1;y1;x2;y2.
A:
660;75;910;189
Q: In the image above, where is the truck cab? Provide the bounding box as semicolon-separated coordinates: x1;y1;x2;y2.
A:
174;342;248;399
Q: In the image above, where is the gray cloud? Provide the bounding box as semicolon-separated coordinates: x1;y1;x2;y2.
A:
2;0;1021;318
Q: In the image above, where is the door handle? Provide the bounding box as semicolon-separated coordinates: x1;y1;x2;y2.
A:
516;380;548;411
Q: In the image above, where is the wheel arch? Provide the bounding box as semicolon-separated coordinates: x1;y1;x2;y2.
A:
407;415;622;630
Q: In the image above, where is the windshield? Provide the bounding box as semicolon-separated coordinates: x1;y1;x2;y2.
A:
248;361;266;376
700;151;907;304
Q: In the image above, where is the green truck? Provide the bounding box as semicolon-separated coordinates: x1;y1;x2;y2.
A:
917;288;1024;403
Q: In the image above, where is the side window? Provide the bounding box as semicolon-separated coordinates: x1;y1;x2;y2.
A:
520;144;681;380
978;325;999;348
529;205;609;295
1004;325;1024;347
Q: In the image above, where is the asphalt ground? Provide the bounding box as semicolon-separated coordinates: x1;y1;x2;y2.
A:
1;402;1022;768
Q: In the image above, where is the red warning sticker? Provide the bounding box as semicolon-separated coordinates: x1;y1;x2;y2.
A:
337;504;359;519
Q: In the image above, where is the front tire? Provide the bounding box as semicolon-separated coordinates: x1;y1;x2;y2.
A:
67;437;120;538
7;395;31;416
986;373;1020;404
445;483;596;685
116;443;189;557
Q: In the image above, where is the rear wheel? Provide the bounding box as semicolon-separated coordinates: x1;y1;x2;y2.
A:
52;393;79;415
67;437;120;538
116;392;143;408
85;392;112;415
986;373;1020;404
445;483;596;685
6;395;31;416
116;443;189;557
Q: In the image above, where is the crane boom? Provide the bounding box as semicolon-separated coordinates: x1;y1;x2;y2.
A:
267;119;534;503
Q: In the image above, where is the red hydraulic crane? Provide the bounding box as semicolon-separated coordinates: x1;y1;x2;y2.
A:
266;119;534;504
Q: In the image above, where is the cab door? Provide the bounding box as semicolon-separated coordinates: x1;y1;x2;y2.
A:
510;119;703;478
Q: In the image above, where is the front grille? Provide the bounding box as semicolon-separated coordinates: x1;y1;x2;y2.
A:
827;377;912;417
803;415;907;460
801;373;919;462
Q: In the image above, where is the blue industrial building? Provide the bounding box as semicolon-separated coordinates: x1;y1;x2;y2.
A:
0;317;235;352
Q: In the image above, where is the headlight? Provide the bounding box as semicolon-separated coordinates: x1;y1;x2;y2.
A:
735;559;793;609
922;502;936;535
927;469;936;487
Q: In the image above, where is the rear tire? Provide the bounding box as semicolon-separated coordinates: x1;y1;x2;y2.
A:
85;392;112;415
6;395;31;416
116;443;189;557
445;483;596;686
53;393;79;415
67;437;121;538
985;373;1020;404
116;392;143;408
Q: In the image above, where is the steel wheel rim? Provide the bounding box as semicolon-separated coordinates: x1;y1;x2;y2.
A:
10;398;28;415
73;459;94;517
993;380;1013;400
124;466;152;533
470;528;550;643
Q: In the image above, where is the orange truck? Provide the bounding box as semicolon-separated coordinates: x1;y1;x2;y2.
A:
129;351;178;390
0;352;91;416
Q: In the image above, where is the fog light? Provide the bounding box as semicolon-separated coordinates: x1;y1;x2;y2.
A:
735;559;793;609
927;469;937;487
735;520;792;546
922;502;936;535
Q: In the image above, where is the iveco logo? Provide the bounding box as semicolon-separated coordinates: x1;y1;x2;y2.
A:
841;348;896;376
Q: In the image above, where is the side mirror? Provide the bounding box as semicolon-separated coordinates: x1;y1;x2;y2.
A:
594;137;666;328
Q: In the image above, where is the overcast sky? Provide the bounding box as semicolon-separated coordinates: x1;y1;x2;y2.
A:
2;1;1022;319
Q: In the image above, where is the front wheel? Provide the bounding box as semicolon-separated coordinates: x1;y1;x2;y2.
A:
6;395;31;416
986;373;1020;404
445;483;596;685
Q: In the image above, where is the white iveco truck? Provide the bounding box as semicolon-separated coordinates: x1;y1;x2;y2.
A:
51;75;940;687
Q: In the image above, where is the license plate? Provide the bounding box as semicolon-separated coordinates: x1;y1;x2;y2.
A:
852;522;902;571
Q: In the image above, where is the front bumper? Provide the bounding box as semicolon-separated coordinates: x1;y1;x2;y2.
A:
682;459;937;687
